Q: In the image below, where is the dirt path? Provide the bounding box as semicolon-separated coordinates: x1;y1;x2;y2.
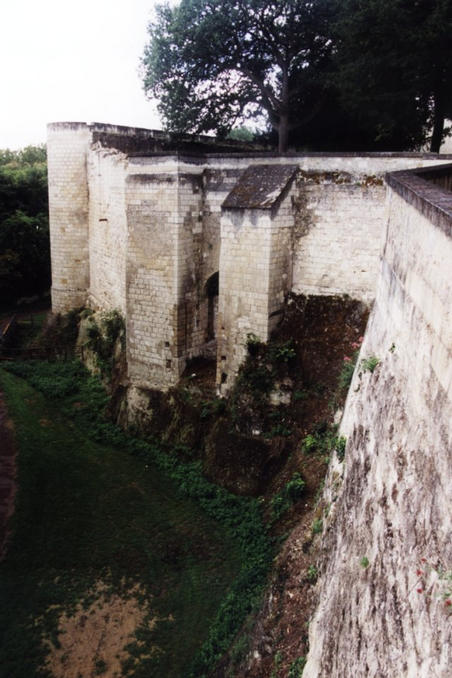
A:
0;388;17;559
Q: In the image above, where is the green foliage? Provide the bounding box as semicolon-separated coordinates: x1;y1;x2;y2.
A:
85;310;126;376
312;519;323;536
333;0;452;151
0;146;49;304
268;340;296;364
336;436;346;462
301;424;343;462
307;565;318;582
0;364;245;678
234;338;297;419
270;650;283;677
337;350;359;392
301;434;317;454
360;556;370;569
360;356;380;373
246;332;263;353
200;397;227;420
227;126;256;142
142;0;335;151
288;656;307;678
270;473;305;522
2;360;273;678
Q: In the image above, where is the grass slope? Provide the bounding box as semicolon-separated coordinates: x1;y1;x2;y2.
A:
0;364;270;677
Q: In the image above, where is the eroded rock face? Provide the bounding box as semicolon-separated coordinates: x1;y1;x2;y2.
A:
303;185;452;677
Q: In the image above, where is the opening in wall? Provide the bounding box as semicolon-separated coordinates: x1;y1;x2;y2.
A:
205;271;219;342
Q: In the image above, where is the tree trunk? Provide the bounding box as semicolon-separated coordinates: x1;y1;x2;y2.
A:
278;113;289;153
430;91;445;153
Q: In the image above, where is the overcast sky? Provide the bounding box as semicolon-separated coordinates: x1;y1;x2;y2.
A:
0;0;162;149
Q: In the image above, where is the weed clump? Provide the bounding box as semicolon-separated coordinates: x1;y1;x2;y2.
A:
270;473;305;522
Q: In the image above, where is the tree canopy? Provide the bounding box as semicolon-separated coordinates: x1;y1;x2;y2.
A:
142;0;335;152
0;146;50;305
333;0;452;152
142;0;452;152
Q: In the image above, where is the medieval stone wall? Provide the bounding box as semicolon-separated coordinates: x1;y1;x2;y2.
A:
303;168;452;678
47;122;91;312
291;172;385;303
125;171;180;389
46;122;452;392
87;145;128;313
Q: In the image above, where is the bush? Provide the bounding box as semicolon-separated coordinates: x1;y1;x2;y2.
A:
270;473;305;521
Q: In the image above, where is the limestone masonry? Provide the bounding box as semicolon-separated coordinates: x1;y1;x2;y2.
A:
48;122;452;676
47;121;451;394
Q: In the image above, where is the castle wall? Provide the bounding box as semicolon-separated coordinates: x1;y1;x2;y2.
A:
217;208;273;389
87;145;128;313
47;122;452;392
304;168;452;678
125;172;181;389
217;185;295;391
291;172;385;303
47;122;91;312
204;154;451;306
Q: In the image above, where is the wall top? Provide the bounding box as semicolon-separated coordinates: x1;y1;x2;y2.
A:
47;121;452;160
386;163;452;237
47;122;89;131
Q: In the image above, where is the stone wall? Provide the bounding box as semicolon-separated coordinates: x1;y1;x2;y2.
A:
87;145;128;313
217;165;297;389
292;171;385;303
47;121;452;392
303;166;452;678
125;172;180;389
47;122;91;312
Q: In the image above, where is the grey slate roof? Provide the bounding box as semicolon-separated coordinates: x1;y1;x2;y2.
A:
222;164;298;210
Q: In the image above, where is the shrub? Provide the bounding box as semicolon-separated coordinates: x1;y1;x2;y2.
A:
270;473;305;521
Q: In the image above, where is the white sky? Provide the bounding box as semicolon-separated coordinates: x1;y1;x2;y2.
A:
0;0;163;149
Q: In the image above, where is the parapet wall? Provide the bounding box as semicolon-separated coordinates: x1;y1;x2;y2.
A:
304;165;452;677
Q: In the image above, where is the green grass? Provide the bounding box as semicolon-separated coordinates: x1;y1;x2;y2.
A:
0;363;272;677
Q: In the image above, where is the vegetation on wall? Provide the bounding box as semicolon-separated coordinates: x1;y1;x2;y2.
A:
0;146;50;306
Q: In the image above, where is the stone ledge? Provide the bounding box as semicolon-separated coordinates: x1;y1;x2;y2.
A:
386;164;452;238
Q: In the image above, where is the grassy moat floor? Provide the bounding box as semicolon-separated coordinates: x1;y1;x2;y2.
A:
0;366;252;678
0;294;369;678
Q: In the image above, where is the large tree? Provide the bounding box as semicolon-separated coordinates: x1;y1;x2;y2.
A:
333;0;452;152
142;0;335;152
